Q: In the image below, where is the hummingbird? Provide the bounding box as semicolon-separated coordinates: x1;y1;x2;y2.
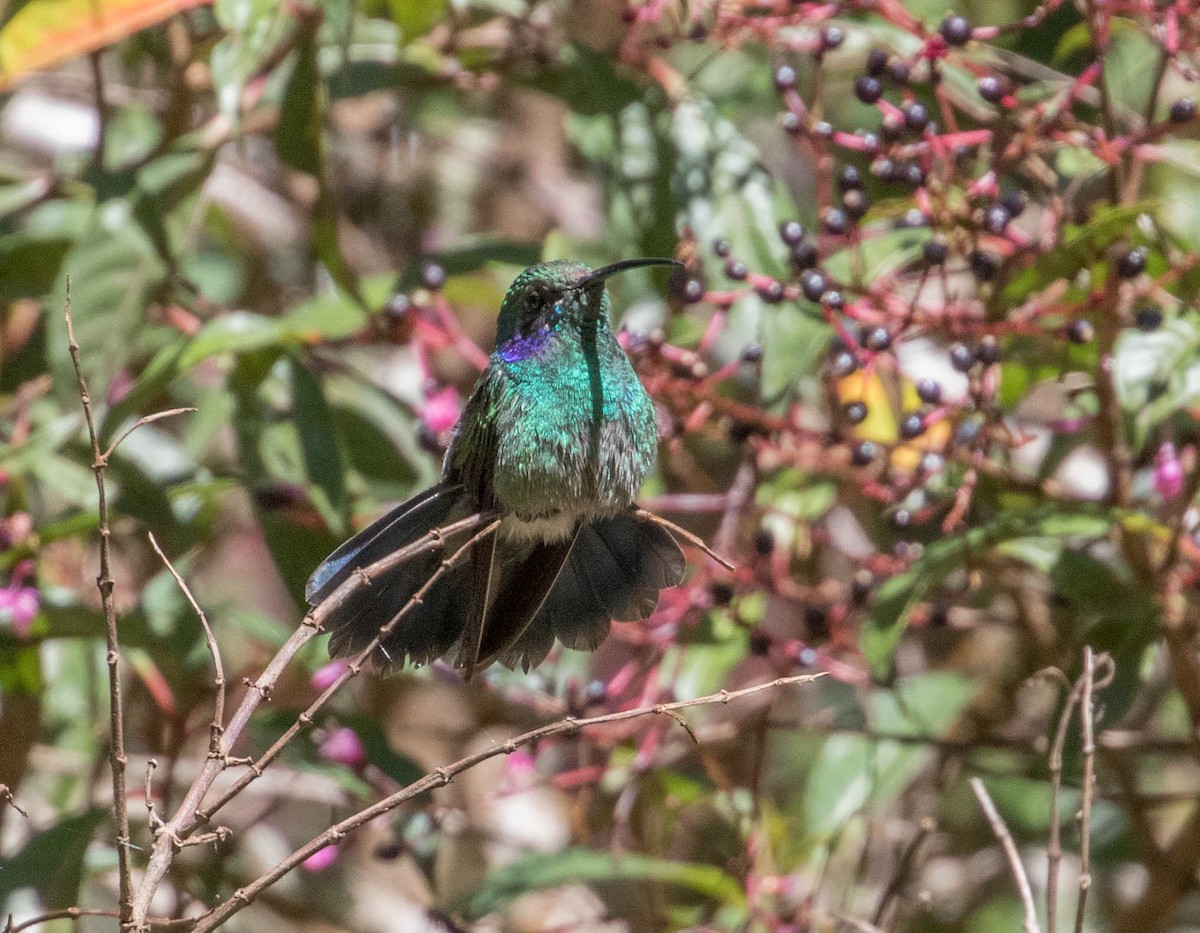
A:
305;258;687;678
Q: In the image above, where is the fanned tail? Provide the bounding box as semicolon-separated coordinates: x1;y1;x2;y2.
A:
498;511;686;671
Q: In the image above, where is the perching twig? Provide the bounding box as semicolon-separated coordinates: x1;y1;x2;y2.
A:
971;777;1042;933
4;908;186;933
128;512;498;928
64;283;134;926
104;409;197;462
188;672;825;932
1075;648;1098;933
1047;673;1085;933
635;507;735;570
147;532;225;758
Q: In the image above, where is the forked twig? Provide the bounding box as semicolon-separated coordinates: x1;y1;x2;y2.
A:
128;512;499;928
103;408;197;461
147;532;225;758
972;777;1042;933
64;283;134;924
188;672;825;932
635;507;736;570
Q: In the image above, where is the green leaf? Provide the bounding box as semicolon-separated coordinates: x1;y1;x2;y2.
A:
466;848;746;919
0;809;106;909
389;0;448;43
46;211;168;398
210;0;287;126
275;29;322;177
861;509;1115;676
290;356;348;525
0;233;72;298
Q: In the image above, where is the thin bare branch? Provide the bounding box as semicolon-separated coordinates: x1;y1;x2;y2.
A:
5;908;187;933
128;511;498;928
64;282;134;926
147;531;225;757
189;672;825;932
1075;648;1097;933
0;785;26;818
104;408;197;461
972;777;1042;933
1047;673;1084;933
635;507;736;570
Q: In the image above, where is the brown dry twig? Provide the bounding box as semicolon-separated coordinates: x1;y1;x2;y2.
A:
64;284;134;925
147;532;225;758
128;513;499;928
188;672;825;932
972;776;1042;933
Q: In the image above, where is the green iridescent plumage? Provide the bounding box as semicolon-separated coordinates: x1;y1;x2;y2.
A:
306;259;686;677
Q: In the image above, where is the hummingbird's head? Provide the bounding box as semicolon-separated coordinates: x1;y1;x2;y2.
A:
494;258;681;355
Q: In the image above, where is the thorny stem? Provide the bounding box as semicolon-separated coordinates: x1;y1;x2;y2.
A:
188;673;825;933
64;285;134;927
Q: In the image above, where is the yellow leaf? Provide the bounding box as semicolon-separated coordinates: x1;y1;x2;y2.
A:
0;0;212;91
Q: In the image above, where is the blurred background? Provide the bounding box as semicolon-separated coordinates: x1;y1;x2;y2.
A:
2;0;1200;930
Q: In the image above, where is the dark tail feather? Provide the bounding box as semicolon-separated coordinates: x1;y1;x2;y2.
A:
305;483;463;605
309;483;478;669
463;534;575;676
509;511;687;660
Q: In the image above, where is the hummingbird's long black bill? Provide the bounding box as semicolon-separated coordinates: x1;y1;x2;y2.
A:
574;257;683;290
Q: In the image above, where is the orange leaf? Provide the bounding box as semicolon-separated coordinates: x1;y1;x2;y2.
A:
0;0;212;91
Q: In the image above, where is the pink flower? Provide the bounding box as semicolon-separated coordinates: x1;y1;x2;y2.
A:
311;659;350;693
318;727;367;769
0;562;39;637
421;386;461;436
302;844;339;872
1155;443;1185;500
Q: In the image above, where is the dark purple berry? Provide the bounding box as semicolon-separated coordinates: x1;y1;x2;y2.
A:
822;26;845;50
983;203;1010;235
790;241;818;269
774;65;797;91
1067;319;1094;343
383;293;411;320
892;509;912;529
899;412;925;439
753;528;775;555
939;15;972;46
978;75;1005;103
917;378;942;404
712;238;732;257
724;259;748;280
855;75;883;104
924;240;949;265
844;400;868;424
683;278;705;303
880;112;905;142
897;208;927;228
749;630;772;655
863;326;891;352
1170;98;1197;123
872;157;897;180
822;290;845;311
800;270;828;301
903;101;930;132
866;48;889;77
782;112;803;134
1117;247;1147;279
823;208;850;235
842;189;869;220
839;165;863;191
977;335;1001;365
705;580;734;611
1000;190;1026;218
887;60;910;85
742;343;764;363
831;350;858;377
758;280;785;303
851;570;874;603
779;220;805;245
851;440;878;466
1135;306;1163;331
970;249;999;281
420;262;446;291
954;419;981;446
812;120;834;139
949;342;976;372
858;131;881;153
902;163;926;188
